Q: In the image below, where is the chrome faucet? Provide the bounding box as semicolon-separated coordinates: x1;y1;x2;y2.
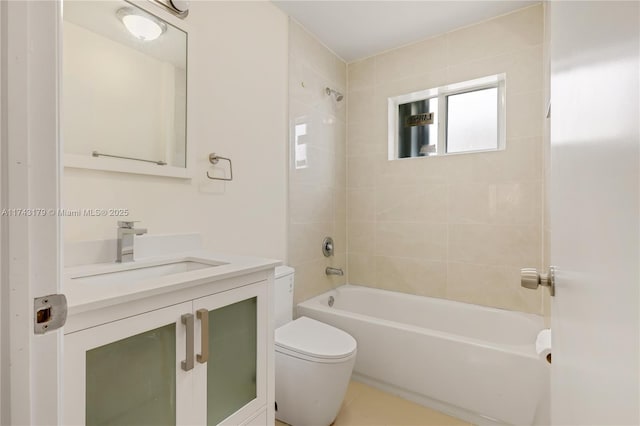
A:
116;221;147;263
325;267;344;276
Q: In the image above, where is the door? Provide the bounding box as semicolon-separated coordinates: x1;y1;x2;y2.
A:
64;302;193;425
193;282;268;426
1;1;62;424
549;2;639;424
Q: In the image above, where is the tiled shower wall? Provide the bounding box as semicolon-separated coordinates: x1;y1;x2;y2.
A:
288;20;348;305
346;5;546;314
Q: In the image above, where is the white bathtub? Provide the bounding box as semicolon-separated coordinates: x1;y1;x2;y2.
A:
297;285;547;426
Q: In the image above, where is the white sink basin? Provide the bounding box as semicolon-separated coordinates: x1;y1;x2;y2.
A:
70;259;224;286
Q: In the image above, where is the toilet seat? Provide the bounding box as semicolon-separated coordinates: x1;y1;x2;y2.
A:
275;316;357;362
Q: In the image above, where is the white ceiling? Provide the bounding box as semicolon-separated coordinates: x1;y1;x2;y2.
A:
272;1;538;62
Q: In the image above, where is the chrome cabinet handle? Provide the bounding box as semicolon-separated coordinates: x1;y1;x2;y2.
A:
181;313;194;371
196;309;209;364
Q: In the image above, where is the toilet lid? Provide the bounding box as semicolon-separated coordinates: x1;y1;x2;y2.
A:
275;317;357;360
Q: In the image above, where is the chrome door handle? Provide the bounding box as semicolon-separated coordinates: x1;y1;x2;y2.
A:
196;309;209;364
181;313;194;371
521;266;556;296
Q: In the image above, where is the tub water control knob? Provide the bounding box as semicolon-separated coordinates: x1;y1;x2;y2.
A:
521;266;556;296
322;237;334;257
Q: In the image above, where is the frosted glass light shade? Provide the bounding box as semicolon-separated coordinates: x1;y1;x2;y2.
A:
117;8;166;41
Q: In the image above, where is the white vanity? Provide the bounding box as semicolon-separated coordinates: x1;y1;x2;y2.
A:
63;234;279;425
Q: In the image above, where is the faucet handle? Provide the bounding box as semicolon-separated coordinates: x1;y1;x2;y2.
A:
118;220;139;229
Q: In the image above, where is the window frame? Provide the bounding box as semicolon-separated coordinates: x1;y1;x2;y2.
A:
388;74;506;160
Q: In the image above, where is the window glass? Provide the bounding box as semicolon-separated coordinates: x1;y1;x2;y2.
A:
397;97;438;158
446;87;498;153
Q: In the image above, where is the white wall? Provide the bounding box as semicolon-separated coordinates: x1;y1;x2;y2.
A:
549;2;639;424
63;1;289;261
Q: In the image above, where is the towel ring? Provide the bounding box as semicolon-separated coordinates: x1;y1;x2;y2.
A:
207;153;233;181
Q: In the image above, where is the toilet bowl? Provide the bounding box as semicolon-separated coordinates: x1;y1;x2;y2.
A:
274;267;357;426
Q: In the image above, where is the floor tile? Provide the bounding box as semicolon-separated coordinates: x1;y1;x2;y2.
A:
276;380;469;426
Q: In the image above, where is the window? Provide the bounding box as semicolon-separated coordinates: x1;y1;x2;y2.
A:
388;74;505;159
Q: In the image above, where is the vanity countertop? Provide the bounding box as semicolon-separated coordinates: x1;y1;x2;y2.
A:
64;249;280;316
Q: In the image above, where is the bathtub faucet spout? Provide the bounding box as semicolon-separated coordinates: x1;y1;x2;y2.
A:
326;267;344;276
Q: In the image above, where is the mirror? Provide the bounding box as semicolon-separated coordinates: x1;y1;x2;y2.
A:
63;0;188;177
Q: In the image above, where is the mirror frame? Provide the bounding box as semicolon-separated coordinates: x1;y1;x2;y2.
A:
62;0;192;179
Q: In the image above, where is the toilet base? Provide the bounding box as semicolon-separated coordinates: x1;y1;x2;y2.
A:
275;350;356;426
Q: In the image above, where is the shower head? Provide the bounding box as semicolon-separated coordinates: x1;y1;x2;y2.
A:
325;87;344;102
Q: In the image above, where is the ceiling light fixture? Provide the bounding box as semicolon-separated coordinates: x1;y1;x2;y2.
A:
117;7;166;42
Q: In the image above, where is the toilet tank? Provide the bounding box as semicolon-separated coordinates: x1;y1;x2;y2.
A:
274;266;295;328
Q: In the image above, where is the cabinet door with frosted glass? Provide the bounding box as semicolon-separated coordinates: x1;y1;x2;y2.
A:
64;302;193;426
192;282;267;426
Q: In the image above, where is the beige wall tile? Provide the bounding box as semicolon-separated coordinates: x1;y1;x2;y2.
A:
448;181;542;225
448;224;541;267
335;149;347;190
374;256;447;298
334;188;347;251
347;252;377;285
374;36;447;84
293;257;338;305
289;183;334;224
334;60;348;92
376;157;448;186
447;183;494;224
447;45;543;96
348;221;375;254
374;69;449;104
347;189;375;222
288;56;323;108
316;111;345;152
289;222;334;265
347;88;375;123
347;156;377;188
446;137;543;184
375;184;447;223
343;4;544;314
446;5;543;67
347;113;376;143
506;90;544;139
334;220;348;256
504;45;544;95
347;137;387;159
374;222;447;261
490;137;543;182
290;145;335;186
348;56;375;91
494;181;542;225
289;20;347;305
446;262;541;313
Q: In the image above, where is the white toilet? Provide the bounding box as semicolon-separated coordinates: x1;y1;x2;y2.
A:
274;266;357;426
